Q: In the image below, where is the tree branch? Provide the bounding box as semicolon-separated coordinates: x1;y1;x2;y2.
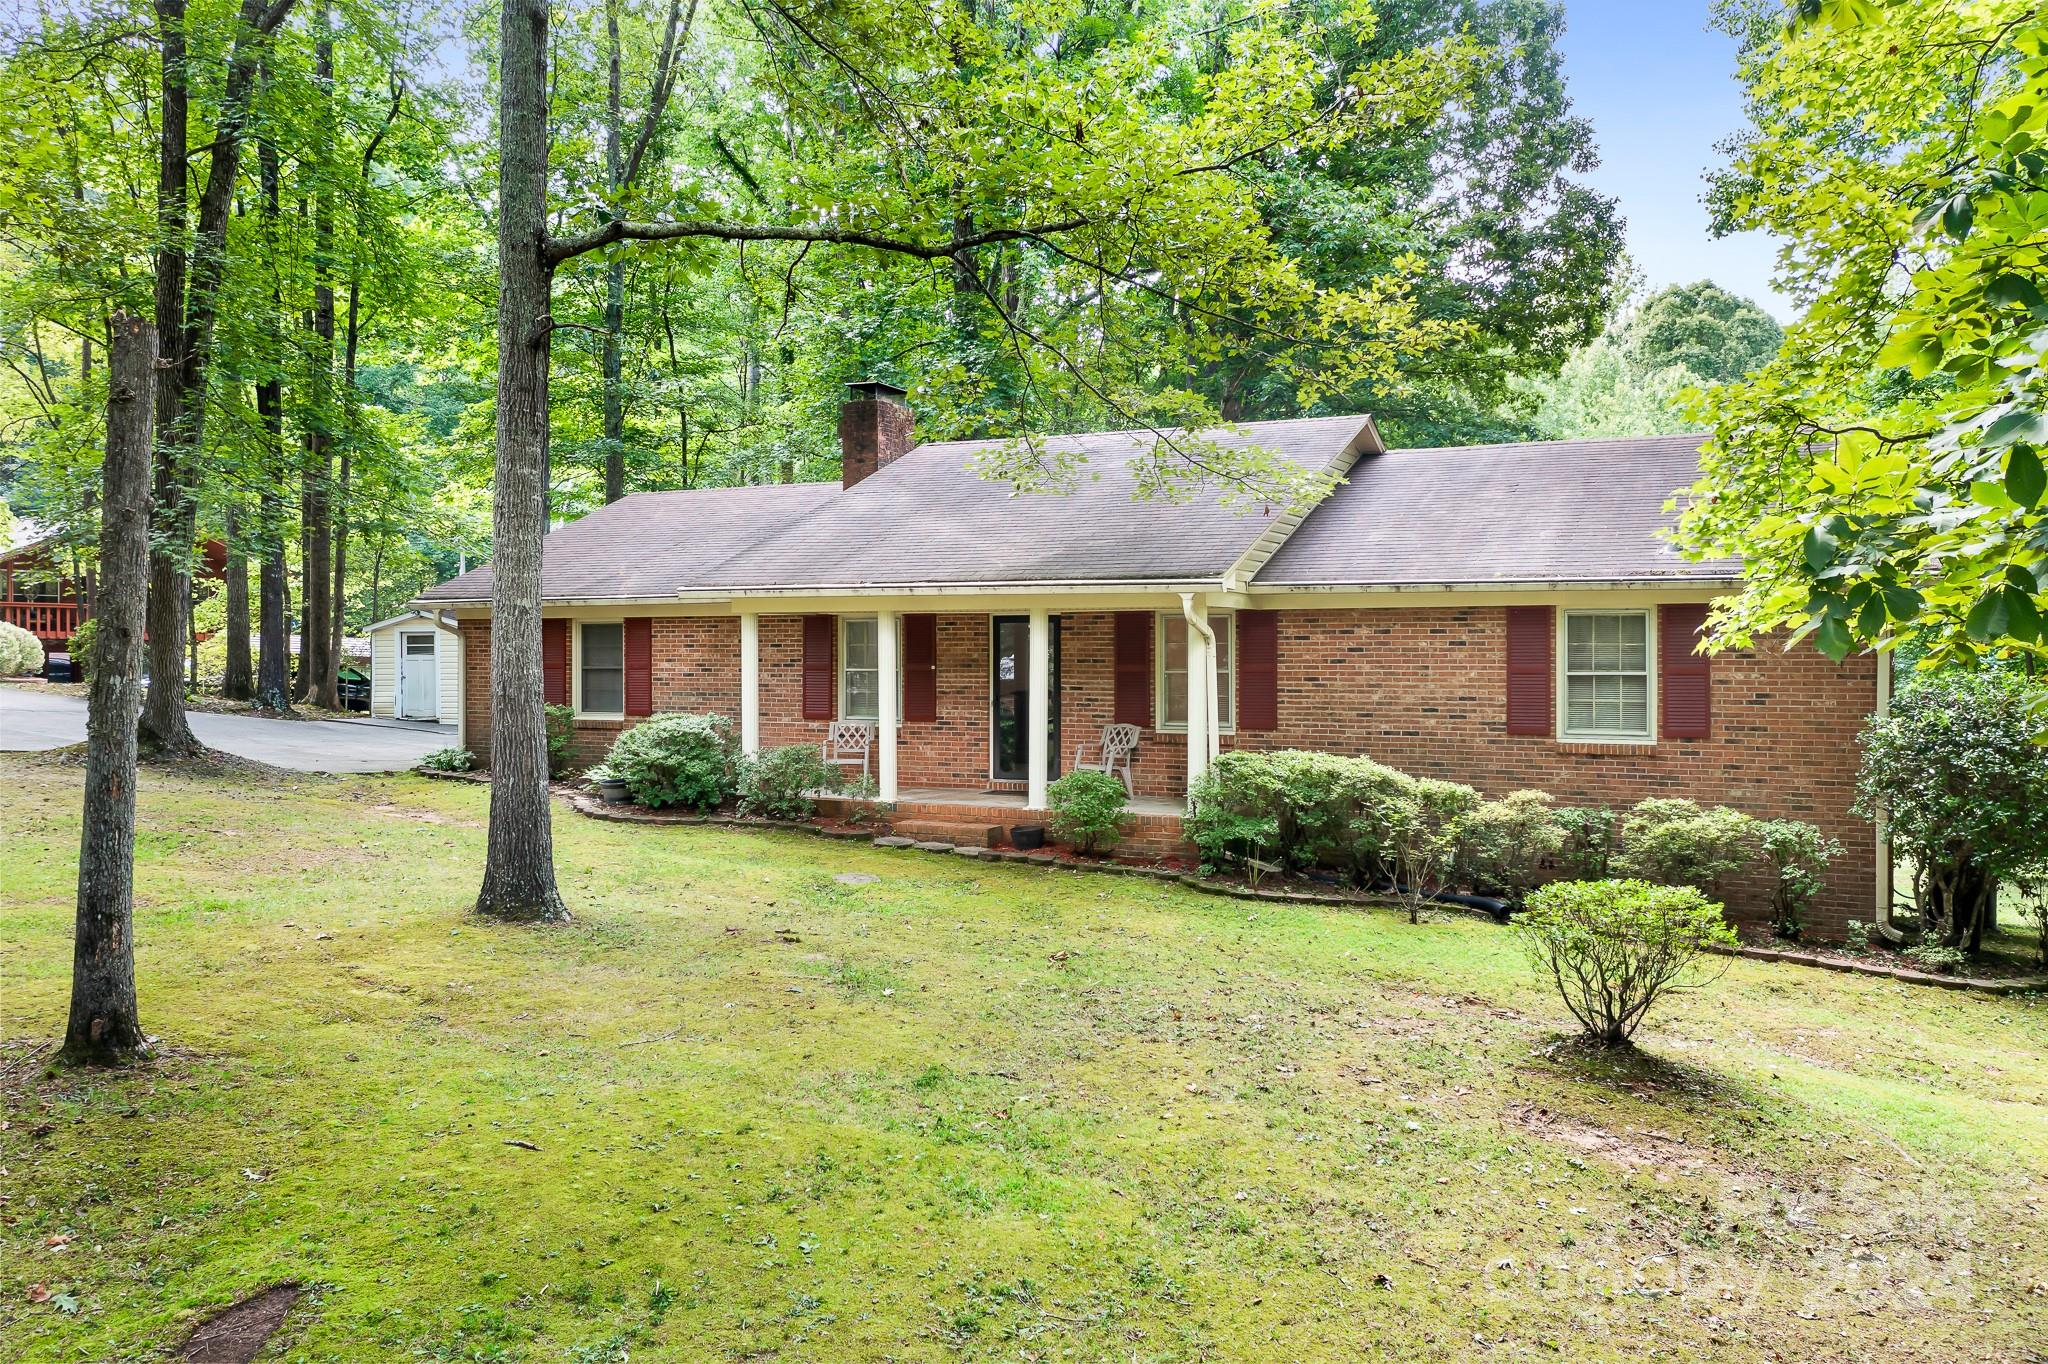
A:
545;215;1087;268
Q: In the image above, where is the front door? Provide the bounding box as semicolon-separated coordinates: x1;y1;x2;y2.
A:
399;633;438;718
991;616;1059;782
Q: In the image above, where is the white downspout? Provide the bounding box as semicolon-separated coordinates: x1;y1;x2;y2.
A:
1873;648;1902;943
1180;592;1218;783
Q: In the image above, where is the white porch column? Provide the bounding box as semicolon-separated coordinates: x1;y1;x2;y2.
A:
876;609;899;802
739;611;760;757
1182;594;1212;790
1026;606;1051;809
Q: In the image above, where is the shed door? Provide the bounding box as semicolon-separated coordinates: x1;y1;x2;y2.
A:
399;633;439;718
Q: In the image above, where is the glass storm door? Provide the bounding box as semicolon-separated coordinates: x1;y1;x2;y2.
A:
990;616;1060;782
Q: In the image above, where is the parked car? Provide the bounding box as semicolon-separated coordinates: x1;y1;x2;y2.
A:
337;670;370;711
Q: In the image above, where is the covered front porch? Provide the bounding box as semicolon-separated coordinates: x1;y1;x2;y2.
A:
730;595;1237;811
815;783;1192;858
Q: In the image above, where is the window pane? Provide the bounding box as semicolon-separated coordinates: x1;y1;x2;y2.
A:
1162;617;1187;672
1567;683;1595;731
1213;615;1232;672
582;623;623;669
1164;674;1187;726
845;670;878;720
843;619;877;671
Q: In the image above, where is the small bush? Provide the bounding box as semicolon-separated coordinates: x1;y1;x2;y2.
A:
1552;806;1616;880
544;703;576;778
1453;789;1566;906
737;744;842;821
1903;942;1969;976
1388;777;1480;923
604;712;739;811
0;620;44;676
1856;671;2048;953
1613;798;1757;892
418;746;475;772
1183;749;1417;882
1515;879;1736;1046
1754;818;1840;941
1046;770;1130;855
65;615;98;681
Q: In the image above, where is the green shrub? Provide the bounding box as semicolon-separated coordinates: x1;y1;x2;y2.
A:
1903;942;1969;976
1184;764;1282;876
1183;749;1418;882
1856;670;2048;953
736;744;842;821
1454;790;1566;906
1514;879;1736;1046
418;746;475;772
65;615;98;682
1612;798;1757;892
1387;777;1480;923
0;620;44;676
1552;806;1616;880
1046;770;1130;855
544;703;576;778
1754;818;1840;941
604;712;739;811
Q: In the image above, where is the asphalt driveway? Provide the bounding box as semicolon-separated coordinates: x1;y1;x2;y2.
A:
0;685;456;773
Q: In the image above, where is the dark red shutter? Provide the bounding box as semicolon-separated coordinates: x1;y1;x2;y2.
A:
802;615;835;721
1505;606;1552;736
902;614;937;722
1112;611;1151;726
542;618;569;706
1659;603;1712;739
1236;609;1278;731
624;617;653;717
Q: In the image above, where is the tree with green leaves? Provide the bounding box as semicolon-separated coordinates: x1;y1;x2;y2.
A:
1683;0;2046;689
1620;281;1782;384
474;0;1488;921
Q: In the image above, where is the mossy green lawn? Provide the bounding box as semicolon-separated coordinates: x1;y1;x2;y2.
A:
2;758;2043;1361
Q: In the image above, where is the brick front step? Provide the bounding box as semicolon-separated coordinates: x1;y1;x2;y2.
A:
886;817;1007;848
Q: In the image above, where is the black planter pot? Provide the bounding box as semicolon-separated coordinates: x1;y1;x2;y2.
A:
598;778;631;804
1010;824;1046;850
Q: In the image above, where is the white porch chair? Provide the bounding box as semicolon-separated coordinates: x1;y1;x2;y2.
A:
821;719;875;781
1072;723;1142;795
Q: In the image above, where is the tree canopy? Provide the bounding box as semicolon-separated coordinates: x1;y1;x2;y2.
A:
1682;0;2048;689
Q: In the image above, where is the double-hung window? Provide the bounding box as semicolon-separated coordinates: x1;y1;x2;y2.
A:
838;616;905;722
1561;611;1651;740
1157;611;1234;732
578;622;625;717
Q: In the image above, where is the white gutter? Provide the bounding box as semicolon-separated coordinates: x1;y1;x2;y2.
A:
1254;576;1744;594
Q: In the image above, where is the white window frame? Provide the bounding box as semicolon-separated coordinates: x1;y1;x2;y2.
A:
573;619;627;720
836;615;903;724
1557;608;1657;743
1155;610;1235;735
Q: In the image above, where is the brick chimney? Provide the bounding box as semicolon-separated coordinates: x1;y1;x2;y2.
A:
839;379;915;489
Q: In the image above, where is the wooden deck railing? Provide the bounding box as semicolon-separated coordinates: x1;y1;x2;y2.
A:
0;599;82;640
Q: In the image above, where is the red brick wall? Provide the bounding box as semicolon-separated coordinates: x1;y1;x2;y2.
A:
461;604;1880;936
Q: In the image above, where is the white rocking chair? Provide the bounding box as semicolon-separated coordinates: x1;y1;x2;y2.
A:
821;719;875;781
1073;723;1142;795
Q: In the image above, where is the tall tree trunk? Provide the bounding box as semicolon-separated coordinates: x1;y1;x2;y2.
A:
301;9;340;711
64;312;155;1066
142;0;296;751
255;119;293;712
477;0;569;923
143;0;198;754
602;0;627;503
222;503;252;699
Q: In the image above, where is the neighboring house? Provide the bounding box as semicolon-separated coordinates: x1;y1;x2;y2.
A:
364;611;460;721
420;382;1885;936
1;522;228;663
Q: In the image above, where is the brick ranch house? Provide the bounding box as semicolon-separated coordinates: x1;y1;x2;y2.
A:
419;382;1890;938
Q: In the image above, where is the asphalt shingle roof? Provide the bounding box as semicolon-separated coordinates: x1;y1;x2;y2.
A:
418;482;839;604
417;424;1733;604
1253;433;1737;586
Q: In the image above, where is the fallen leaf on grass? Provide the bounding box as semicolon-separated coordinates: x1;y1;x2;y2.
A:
26;1283;50;1303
